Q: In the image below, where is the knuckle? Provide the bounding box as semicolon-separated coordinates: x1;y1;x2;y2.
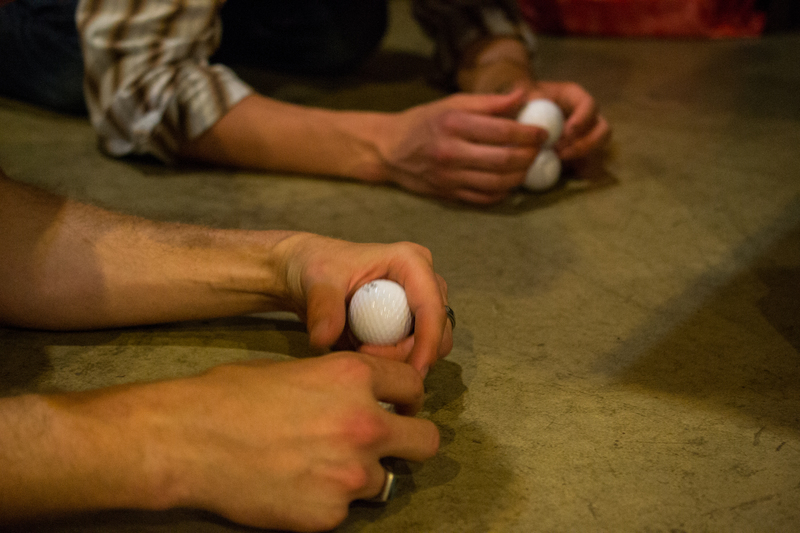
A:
333;461;371;493
341;407;391;448
409;373;426;401
431;142;457;166
398;241;433;263
438;274;448;294
438;108;460;129
498;149;518;169
421;246;434;263
327;357;374;389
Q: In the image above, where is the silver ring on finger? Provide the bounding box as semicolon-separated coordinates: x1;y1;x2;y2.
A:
444;305;456;330
366;468;396;503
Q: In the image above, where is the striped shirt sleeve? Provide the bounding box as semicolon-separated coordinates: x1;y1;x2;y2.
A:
412;0;537;90
77;0;253;162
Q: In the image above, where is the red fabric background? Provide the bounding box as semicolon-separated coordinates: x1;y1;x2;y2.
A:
518;0;766;37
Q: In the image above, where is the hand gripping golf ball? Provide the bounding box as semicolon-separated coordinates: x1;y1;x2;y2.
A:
348;279;413;345
517;99;565;192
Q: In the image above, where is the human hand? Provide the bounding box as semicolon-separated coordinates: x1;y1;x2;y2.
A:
455;38;610;164
173;353;437;530
274;233;452;375
32;353;437;531
521;80;612;162
373;89;549;204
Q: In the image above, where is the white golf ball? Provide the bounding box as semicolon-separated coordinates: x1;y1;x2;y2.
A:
517;99;564;148
524;148;562;191
348;279;413;346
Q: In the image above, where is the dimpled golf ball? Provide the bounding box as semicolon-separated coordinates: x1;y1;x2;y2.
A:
517;98;564;148
348;280;413;345
524;148;562;191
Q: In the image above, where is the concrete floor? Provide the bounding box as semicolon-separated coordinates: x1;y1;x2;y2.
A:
2;1;799;531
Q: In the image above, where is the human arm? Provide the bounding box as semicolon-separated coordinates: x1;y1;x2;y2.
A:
180;90;547;205
76;0;547;204
0;352;438;530
0;171;451;371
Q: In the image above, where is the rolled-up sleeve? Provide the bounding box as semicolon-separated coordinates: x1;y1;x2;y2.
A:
78;0;253;162
412;0;537;89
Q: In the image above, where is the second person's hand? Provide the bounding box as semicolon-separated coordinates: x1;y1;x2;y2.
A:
372;89;549;204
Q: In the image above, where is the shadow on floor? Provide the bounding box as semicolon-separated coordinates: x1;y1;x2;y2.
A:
0;316;314;396
603;207;800;433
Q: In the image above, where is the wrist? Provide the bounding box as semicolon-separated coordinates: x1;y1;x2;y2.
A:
457;37;534;93
326;110;396;184
260;231;316;316
205;228;300;312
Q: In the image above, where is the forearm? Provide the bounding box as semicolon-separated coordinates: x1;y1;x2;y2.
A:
0;173;297;329
0;390;166;519
179;95;392;183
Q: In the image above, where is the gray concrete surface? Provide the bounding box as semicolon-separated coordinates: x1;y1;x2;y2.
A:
1;1;799;531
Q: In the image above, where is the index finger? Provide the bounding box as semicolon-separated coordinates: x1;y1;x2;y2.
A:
449;112;548;148
366;358;440;459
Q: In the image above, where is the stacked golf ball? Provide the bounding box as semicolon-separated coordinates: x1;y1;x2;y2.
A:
517;99;565;191
348;279;413;345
